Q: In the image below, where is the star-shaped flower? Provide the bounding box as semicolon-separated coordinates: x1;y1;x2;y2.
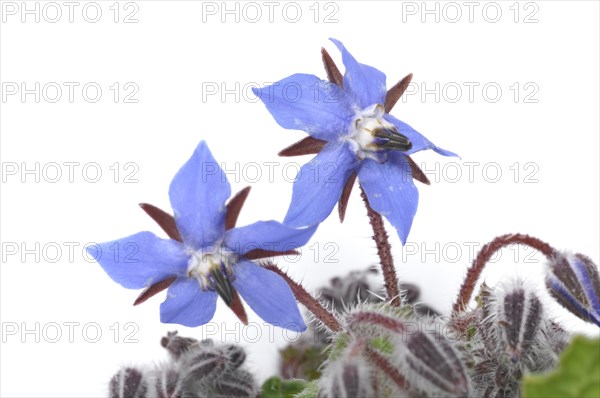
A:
253;39;457;243
89;141;315;331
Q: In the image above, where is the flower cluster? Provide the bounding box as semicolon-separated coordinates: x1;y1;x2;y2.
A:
90;39;453;330
109;331;257;398
90;40;599;398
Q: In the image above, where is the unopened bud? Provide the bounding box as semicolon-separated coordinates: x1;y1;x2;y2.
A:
546;252;600;326
109;367;148;398
161;331;199;360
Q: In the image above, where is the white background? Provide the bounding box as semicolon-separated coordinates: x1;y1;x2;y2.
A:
1;1;599;396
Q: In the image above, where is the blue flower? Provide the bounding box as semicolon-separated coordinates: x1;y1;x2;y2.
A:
253;39;457;243
89;141;315;331
546;252;600;327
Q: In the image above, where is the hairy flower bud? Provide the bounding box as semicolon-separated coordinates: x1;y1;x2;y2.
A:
109;367;148;398
545;252;600;326
472;281;566;397
343;303;470;397
213;370;257;398
402;327;471;397
161;331;199;360
319;340;374;398
152;366;181;398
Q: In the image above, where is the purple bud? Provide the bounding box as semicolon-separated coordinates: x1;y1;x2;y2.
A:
214;370;257;397
179;347;228;382
546;252;600;326
109;367;148;398
161;331;199;360
399;283;420;304
153;367;181;398
404;328;471;397
321;352;374;398
224;344;246;369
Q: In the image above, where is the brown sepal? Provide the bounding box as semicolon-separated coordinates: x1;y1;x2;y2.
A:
321;47;343;87
405;156;430;185
229;290;248;325
384;73;413;114
225;186;251;230
139;203;182;242
279;136;327;157
338;172;357;222
245;249;300;261
133;276;177;306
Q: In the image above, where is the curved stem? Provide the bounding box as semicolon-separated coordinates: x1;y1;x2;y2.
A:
452;233;558;314
263;262;342;332
359;186;401;306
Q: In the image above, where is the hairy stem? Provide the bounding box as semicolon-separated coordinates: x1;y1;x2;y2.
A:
263;263;342;332
453;233;558;314
359;186;400;306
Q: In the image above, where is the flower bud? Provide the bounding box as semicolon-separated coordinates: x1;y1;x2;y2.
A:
402;326;471;397
545;252;600;326
152;366;181;398
213;370;257;398
320;343;374;398
109;367;148;398
161;331;199;361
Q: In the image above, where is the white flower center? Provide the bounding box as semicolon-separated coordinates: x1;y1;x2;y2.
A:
186;245;236;290
345;104;411;162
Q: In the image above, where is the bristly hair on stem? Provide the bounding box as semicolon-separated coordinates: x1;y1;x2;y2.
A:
453;233;557;314
359;187;401;307
263;262;342;333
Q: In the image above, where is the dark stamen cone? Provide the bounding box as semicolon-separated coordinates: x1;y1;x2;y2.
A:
279;136;327;157
373;127;412;151
210;267;236;307
225;186;251;230
139;203;182;242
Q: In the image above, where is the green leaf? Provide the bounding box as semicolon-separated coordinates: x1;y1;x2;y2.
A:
523;336;600;398
294;380;319;398
261;376;308;398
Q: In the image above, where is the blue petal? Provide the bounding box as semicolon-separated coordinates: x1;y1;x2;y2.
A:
252;73;357;141
384;114;458;157
89;231;187;289
169;141;230;249
358;153;419;245
284;142;359;228
224;221;317;255
160;278;218;327
232;261;306;332
330;38;387;108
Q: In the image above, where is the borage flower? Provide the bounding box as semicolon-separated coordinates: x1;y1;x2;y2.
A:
89;141;315;331
253;39;457;243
